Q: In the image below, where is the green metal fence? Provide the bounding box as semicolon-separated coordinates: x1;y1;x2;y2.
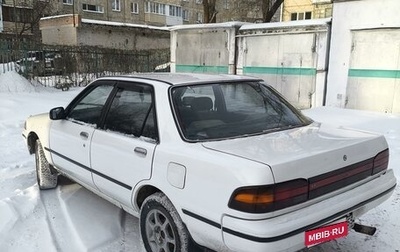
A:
0;41;170;88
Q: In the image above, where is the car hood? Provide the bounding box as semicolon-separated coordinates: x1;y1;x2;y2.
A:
202;122;388;183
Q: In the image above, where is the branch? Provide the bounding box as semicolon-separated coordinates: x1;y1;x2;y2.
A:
264;0;284;22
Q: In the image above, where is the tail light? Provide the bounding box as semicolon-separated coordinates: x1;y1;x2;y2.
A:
229;149;389;213
228;179;308;213
372;149;389;175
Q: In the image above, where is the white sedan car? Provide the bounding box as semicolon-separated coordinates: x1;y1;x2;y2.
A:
23;73;396;252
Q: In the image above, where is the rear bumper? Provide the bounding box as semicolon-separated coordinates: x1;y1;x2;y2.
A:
221;169;396;252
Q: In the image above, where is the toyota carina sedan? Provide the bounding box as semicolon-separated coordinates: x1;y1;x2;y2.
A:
22;73;396;252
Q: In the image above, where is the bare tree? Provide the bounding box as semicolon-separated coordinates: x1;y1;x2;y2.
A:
16;0;56;39
262;0;284;22
203;0;218;23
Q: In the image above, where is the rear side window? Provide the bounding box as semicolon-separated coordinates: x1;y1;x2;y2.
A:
104;85;157;141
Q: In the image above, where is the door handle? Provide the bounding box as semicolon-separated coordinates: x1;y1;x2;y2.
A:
80;131;89;139
134;147;147;156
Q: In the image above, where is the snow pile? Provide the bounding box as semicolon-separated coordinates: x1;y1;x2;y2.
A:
0;71;37;93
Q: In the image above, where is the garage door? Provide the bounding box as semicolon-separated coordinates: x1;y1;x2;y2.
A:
242;33;318;109
175;30;230;74
347;29;400;113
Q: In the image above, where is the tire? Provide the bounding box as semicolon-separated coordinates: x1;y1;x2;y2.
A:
140;192;189;252
35;139;58;190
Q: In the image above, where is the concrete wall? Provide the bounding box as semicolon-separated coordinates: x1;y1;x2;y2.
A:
326;0;400;113
40;15;170;51
40;15;80;46
77;21;170;50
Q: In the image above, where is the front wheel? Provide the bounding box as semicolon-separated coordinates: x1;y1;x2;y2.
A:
35;139;58;189
140;192;189;252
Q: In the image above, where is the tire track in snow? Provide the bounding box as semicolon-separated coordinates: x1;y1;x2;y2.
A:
39;182;88;251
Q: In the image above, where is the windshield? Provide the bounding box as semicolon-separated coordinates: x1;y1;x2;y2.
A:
171;81;312;141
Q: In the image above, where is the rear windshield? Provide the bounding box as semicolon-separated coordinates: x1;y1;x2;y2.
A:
171;81;312;141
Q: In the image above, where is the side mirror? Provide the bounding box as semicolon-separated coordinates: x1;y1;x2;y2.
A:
49;107;66;120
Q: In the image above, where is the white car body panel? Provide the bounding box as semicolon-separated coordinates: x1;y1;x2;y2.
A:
22;74;396;252
49;119;96;189
91;129;156;209
203;122;388;182
221;169;396;252
22;113;53;161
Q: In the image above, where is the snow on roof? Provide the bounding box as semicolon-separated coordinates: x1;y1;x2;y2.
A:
40;15;169;31
98;73;260;85
240;18;332;31
170;21;249;31
40;14;75;21
81;19;170;31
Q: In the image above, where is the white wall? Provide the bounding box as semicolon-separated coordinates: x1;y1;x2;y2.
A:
326;0;400;108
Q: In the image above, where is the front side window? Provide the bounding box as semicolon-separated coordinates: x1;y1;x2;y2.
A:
68;85;114;125
171;81;311;141
104;85;157;140
63;0;73;5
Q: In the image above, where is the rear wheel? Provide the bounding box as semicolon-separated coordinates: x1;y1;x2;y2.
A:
35;139;58;189
140;192;189;252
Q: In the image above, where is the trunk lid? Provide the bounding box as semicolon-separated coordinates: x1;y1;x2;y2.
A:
202;122;388;183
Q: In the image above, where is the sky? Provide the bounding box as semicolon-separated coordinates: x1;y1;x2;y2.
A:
0;69;399;252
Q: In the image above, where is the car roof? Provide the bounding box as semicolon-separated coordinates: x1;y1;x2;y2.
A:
98;73;262;86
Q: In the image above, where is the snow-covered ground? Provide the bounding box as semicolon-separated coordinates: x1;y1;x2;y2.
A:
0;70;399;252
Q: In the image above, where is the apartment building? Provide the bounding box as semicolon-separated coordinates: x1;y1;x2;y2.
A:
0;0;205;42
0;0;42;40
0;0;283;43
51;0;205;26
282;0;332;21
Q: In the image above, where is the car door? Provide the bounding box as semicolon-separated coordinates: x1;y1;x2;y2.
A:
49;81;115;189
90;81;158;208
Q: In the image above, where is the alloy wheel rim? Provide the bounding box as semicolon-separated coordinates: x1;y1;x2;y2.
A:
145;209;177;252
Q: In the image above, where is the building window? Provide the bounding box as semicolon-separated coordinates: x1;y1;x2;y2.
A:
223;0;229;9
112;0;121;11
2;6;33;23
183;9;189;21
291;11;312;21
169;5;182;17
145;2;166;15
131;2;139;14
325;8;332;18
82;4;104;13
196;12;203;23
63;0;73;5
